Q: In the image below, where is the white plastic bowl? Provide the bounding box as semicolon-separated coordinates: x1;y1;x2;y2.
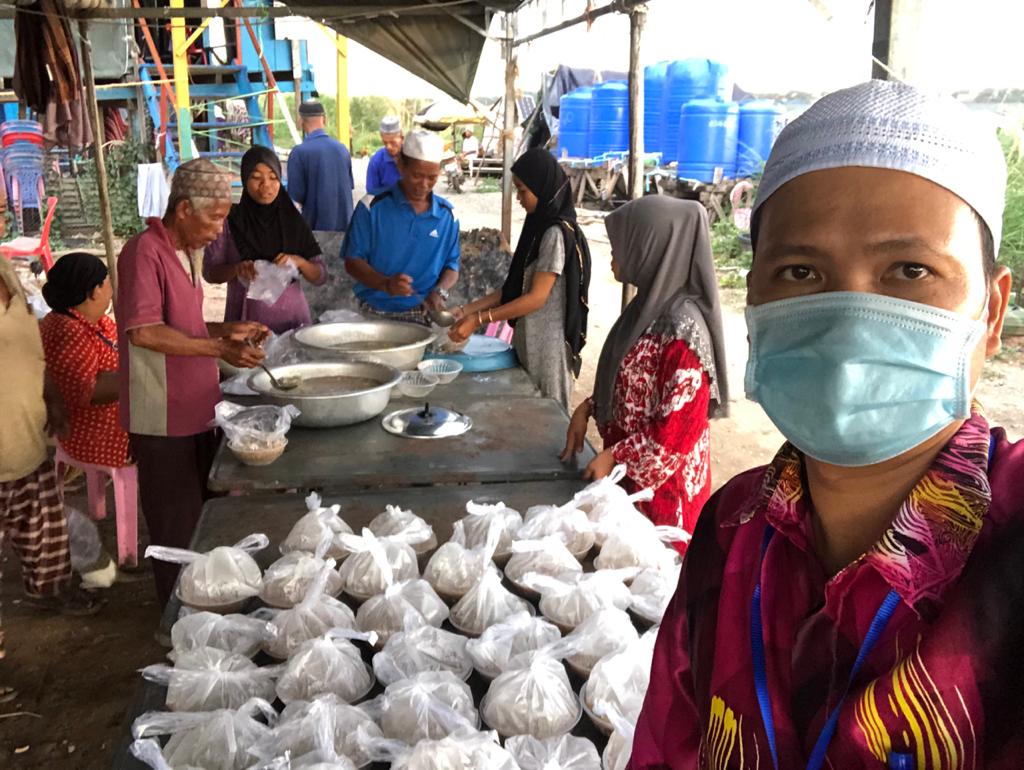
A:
417;359;464;384
397;371;439;398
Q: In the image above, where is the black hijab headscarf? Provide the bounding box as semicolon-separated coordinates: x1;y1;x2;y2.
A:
227;145;321;263
42;252;108;314
501;148;592;376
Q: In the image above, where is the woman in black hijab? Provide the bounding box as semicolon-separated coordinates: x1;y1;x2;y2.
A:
204;145;327;334
449;148;591;410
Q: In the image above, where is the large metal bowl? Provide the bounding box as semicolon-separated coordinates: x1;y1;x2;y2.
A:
248;361;401;428
293;321;437;371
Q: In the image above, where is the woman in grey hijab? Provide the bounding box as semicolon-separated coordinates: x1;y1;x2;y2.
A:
562;196;728;541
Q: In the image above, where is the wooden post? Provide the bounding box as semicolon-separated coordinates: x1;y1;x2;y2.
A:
169;0;193;160
290;39;303;127
622;4;646;310
79;21;119;297
335;32;350;147
871;0;893;79
500;12;516;247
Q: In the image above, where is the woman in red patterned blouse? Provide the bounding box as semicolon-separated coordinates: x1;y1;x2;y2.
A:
40;253;129;467
562;197;729;542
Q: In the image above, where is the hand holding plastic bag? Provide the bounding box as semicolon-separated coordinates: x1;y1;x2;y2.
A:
146;534;267;611
247;259;299;305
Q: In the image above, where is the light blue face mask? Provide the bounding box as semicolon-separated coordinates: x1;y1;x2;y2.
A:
745;291;988;467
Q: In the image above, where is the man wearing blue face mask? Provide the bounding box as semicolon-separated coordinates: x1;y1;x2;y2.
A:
630;80;1021;769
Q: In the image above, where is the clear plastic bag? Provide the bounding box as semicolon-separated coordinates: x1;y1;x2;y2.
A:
517;501;595;558
141;646;282;712
360;727;519;770
449;567;532;636
584;629;658;720
337;528;420;600
506;734;602;770
279;493;354;561
594;525;687;573
132;698;278;770
423;519;500;602
247;259;299;304
480;642;582;739
372;671;479;743
522;570;634;632
129;738;196;770
563;608;638;675
356;578;449;646
169;611;273;661
258;694;381;769
596;693;644;770
368;505;437;555
259;562;358;659
505;537;582;587
373;622;471;685
275;628;377;705
260;545;345;609
629;564;681;624
214;402;299;451
147;533;267;611
66;505;102;572
459;500;523;562
465;609;562;679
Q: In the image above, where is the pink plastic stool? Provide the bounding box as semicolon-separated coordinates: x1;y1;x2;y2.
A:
54;445;139;567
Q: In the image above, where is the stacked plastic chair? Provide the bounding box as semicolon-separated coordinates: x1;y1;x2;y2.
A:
0;119;47;235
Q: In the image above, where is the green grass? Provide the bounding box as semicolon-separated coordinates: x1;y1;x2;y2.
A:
999;126;1024;303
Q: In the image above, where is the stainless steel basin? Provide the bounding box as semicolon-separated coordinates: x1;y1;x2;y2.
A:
293;321;437;371
248;361;401;428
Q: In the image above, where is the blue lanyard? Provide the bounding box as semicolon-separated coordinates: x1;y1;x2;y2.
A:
751;438;995;769
751;526;900;770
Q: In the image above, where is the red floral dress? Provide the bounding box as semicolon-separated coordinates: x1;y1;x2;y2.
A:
39;309;130;467
597;328;712;546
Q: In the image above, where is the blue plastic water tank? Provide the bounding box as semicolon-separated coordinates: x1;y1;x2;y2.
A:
588;81;629;157
736;101;780;177
558;88;593;158
662;59;729;163
643;62;669;154
676;98;740;182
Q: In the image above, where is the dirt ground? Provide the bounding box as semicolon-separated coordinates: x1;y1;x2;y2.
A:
1;182;1022;768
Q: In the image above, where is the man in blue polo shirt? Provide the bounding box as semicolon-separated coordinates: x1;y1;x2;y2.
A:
343;130;459;324
365;115;403;196
287;100;354;233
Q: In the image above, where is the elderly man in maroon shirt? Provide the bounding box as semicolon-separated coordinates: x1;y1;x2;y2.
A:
629;81;1023;769
117;159;266;607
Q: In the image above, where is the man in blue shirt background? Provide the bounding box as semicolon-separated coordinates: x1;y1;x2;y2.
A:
287;100;354;233
365;115;403;196
343;130;459;325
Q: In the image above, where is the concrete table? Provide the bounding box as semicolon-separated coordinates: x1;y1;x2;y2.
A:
209;396;594;493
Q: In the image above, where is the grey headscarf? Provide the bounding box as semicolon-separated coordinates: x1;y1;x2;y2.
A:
594;196;729;426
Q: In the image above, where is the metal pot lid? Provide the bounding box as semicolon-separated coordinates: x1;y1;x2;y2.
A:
381;403;472;439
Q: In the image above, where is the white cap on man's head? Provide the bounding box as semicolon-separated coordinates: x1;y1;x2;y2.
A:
379;115;402;135
402;130;444;164
753;79;1007;248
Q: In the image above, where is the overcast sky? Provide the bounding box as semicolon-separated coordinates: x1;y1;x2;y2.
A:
298;0;1024;101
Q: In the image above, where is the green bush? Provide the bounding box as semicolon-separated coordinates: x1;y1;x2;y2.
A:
75;139;149;239
1000;127;1024;303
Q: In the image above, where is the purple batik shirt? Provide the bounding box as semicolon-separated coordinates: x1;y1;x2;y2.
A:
630;409;1024;769
203;223;327;335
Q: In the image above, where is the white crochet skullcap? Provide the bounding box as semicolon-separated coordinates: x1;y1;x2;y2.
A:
403;130;444;164
753;79;1007;248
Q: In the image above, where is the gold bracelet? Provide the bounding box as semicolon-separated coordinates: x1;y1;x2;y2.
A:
488;309;494;323
477;311;483;326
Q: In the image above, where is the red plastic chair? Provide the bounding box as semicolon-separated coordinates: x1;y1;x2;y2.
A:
0;195;57;272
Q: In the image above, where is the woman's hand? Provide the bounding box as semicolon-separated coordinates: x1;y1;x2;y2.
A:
583;448;617;481
274;253;305;270
236;260;258;283
450;305;466;321
448;316;477;343
560;401;590;462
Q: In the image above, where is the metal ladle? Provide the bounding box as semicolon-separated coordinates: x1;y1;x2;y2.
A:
259;363;300;391
411;292;457;327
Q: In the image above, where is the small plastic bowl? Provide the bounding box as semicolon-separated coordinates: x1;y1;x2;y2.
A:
417;358;464;384
397;371;439;398
228;438;287;466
